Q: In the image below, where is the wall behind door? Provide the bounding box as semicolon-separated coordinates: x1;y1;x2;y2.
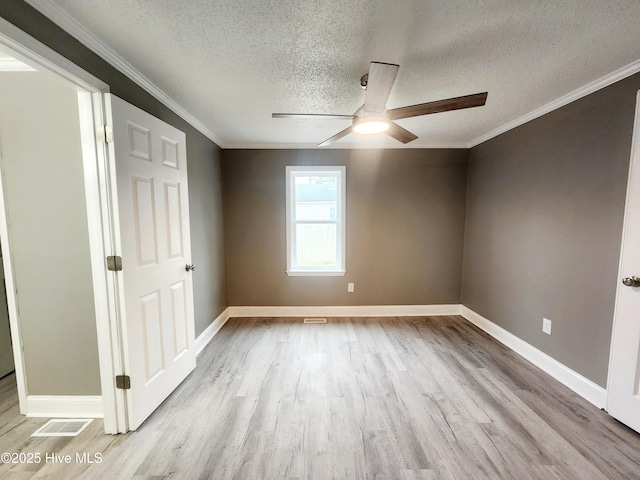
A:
0;71;100;395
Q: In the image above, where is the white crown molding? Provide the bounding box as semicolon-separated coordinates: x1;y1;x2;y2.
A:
26;395;104;418
460;306;607;408
469;58;640;148
0;17;108;92
24;0;223;147
227;304;462;318
25;1;640;151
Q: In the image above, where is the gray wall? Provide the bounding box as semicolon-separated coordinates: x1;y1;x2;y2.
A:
1;1;228;340
187;138;227;334
222;149;468;306
462;72;640;387
0;72;100;395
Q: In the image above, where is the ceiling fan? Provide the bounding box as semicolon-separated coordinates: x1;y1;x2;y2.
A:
272;61;488;147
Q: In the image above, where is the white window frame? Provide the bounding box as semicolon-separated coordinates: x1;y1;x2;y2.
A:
286;165;346;276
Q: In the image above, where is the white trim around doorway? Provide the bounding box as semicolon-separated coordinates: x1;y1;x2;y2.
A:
0;17;125;434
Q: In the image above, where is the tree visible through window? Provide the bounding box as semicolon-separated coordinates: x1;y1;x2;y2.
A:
286;166;346;275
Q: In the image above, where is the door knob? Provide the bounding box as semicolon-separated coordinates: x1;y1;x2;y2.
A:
622;276;640;287
185;264;196;272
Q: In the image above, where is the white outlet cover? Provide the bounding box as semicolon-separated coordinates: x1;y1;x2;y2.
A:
543;318;552;335
347;282;354;293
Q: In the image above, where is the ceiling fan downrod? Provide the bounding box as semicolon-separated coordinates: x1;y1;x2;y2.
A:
360;73;368;89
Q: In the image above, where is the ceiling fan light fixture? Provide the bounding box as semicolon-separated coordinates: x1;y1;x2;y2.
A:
272;61;487;146
352;115;391;135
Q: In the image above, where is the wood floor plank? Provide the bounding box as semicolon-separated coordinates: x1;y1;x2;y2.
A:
2;315;640;479
268;395;304;478
0;374;18;409
399;470;440;480
327;397;367;480
232;431;275;480
516;387;640;479
77;430;160;480
0;404;25;438
462;422;534;480
300;395;332;480
473;367;608;479
363;429;405;480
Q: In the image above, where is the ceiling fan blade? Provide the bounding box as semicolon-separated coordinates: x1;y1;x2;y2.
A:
272;113;354;120
386;122;418;144
364;61;399;113
389;92;488;120
318;126;353;147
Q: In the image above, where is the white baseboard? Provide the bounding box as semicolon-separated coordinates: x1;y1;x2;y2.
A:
195;307;231;356
460;306;607;408
227;304;463;318
26;395;103;418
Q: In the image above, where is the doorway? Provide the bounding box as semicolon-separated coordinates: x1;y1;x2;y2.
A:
0;20;123;433
0;17;199;434
0;63;103;397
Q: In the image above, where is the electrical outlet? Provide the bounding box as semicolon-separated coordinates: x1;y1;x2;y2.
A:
543;318;552;335
347;282;354;293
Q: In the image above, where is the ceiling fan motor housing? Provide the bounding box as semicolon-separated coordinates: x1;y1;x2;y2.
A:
352;106;391;134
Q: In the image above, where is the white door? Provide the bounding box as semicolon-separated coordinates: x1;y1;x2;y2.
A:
108;94;196;430
608;90;640;433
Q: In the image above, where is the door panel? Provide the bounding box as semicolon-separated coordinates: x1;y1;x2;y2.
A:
161;137;179;168
165;183;184;258
132;176;158;265
109;94;195;430
169;281;188;358
140;290;164;382
608;91;640;433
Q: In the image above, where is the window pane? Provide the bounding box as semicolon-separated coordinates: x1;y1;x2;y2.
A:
286;166;345;275
295;223;337;266
294;176;337;221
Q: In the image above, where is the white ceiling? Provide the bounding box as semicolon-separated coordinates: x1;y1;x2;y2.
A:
24;0;640;149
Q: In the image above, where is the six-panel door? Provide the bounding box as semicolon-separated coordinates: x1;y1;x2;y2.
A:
109;94;195;431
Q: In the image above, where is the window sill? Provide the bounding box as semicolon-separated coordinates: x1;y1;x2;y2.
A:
286;270;346;277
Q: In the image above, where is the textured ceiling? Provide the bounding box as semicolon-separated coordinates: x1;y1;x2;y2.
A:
24;0;640;148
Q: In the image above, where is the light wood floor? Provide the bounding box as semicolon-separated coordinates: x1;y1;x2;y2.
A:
2;316;640;479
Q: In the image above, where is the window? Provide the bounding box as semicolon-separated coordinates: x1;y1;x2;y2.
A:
286;166;346;276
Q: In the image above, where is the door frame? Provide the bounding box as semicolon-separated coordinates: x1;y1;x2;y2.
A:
607;89;640;413
0;18;126;433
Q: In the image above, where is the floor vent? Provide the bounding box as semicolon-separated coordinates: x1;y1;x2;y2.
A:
303;318;327;324
32;419;93;437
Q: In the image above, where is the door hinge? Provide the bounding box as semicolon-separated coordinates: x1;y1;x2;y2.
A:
96;125;113;143
106;255;122;272
115;375;131;390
